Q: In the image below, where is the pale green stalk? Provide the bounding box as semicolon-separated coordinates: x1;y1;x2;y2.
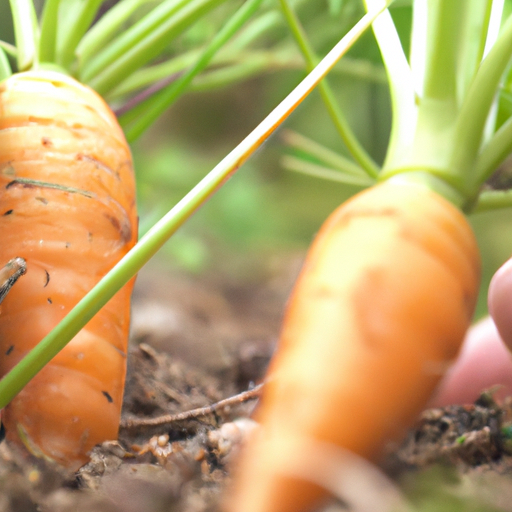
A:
280;0;379;178
0;47;12;80
76;0;152;70
474;111;512;183
281;129;373;179
9;0;38;70
38;0;61;62
84;0;228;94
281;156;374;186
0;42;17;58
474;188;512;212
0;1;390;410
80;0;191;82
452;11;512;197
363;0;416;173
119;0;265;141
55;0;104;68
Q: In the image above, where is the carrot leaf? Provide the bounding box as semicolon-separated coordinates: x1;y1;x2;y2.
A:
0;47;12;81
281;129;371;180
54;0;104;69
119;0;265;141
9;0;38;71
474;188;512;212
82;0;228;95
76;0;151;70
281;156;374;187
38;0;61;63
363;0;415;173
279;0;380;179
453;8;512;197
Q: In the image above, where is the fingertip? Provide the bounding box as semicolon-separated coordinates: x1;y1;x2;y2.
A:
430;317;512;406
489;258;512;351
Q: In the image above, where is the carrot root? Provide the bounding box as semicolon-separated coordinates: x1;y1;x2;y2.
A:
0;71;137;470
226;179;481;512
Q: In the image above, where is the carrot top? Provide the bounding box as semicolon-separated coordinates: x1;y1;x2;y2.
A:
2;0;270;140
280;0;512;214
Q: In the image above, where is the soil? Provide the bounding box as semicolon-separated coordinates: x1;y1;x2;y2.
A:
2;257;512;512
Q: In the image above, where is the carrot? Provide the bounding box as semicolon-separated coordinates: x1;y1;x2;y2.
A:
0;70;137;470
226;178;481;512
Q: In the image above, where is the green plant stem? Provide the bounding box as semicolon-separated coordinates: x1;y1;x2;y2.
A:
55;0;104;69
0;42;17;58
363;0;416;173
0;0;389;410
453;11;512;197
422;1;463;101
85;0;228;95
0;47;12;81
9;0;38;71
76;0;150;70
279;0;379;179
281;156;373;186
392;0;464;183
80;0;192;82
281;129;371;178
380;0;494;193
473;188;512;212
474;114;512;185
120;0;265;141
456;0;494;101
38;0;61;63
109;47;386;100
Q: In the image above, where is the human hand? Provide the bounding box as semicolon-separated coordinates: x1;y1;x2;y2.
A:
430;259;512;407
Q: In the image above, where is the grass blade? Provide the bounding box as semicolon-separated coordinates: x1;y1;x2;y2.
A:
119;0;265;141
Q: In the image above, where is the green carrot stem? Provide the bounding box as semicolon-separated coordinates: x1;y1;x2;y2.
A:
9;0;38;71
38;0;61;63
474;114;512;186
281;129;369;178
279;0;379;179
54;0;104;69
0;47;12;81
120;0;264;141
76;0;149;70
473;188;512;212
281;156;374;187
452;10;512;196
84;0;227;95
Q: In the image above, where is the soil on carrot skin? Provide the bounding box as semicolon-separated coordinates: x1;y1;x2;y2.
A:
2;259;512;512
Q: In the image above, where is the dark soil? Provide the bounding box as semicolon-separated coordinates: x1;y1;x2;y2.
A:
2;259;512;512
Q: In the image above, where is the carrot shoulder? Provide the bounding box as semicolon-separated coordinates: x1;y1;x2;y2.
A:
227;179;481;512
0;71;137;470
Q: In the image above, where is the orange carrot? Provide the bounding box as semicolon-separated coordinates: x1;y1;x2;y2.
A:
227;179;481;512
0;70;137;470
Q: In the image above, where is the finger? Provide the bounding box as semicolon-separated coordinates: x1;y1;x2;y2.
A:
429;317;512;406
489;258;512;350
